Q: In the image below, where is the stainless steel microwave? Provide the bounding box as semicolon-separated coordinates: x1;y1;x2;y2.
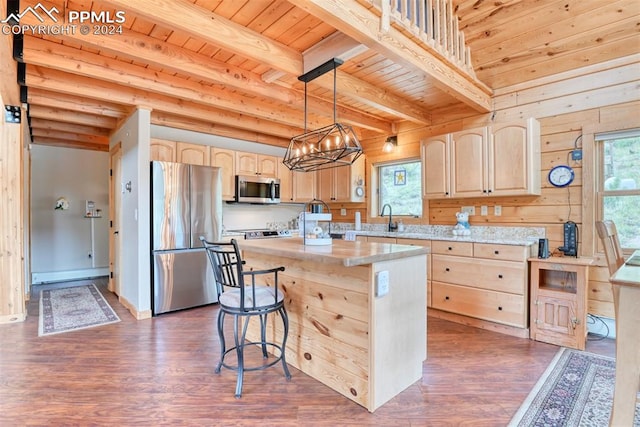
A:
235;175;280;204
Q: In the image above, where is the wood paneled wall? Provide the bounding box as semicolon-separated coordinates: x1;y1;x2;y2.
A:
359;56;640;319
0;95;26;323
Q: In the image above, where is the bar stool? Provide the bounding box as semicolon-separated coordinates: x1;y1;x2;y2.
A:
200;237;291;397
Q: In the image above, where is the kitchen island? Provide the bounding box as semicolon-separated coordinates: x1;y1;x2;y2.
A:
236;237;429;412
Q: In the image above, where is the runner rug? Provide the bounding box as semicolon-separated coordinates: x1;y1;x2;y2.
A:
39;284;120;337
509;347;640;426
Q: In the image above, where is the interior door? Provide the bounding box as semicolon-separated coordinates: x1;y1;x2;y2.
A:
109;143;122;295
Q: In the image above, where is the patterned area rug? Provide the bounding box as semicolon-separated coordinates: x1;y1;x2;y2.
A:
509;347;640;426
39;284;120;336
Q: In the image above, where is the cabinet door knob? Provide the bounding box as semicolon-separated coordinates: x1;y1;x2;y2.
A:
494;250;499;254
498;306;503;311
445;192;449;195
448;247;452;251
445;296;450;300
488;189;492;193
445;267;450;272
498;274;503;279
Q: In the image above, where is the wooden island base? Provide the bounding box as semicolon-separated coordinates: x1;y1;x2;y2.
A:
238;238;428;412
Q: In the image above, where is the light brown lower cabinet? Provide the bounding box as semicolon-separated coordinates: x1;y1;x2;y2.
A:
431;241;532;330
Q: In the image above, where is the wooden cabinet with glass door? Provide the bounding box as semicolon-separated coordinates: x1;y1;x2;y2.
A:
529;257;593;350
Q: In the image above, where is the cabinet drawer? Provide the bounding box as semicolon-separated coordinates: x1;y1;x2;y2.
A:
474;243;527;262
431;240;473;256
432;255;526;295
432;282;527;328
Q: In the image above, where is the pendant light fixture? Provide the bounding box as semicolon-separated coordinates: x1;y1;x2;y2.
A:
283;58;363;172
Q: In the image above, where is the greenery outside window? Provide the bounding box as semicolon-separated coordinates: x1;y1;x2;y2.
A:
377;160;422;217
596;129;640;249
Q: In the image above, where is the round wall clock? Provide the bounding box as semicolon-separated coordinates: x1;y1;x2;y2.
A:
548;165;575;187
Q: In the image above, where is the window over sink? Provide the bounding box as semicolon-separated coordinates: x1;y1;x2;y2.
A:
376;159;422;217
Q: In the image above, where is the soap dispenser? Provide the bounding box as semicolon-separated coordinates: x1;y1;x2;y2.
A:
397;220;404;232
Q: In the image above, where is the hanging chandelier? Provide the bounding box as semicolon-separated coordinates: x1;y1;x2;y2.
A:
283;58;363;172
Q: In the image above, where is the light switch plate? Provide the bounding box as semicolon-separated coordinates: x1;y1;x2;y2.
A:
340;208;347;216
480;205;488;216
494;205;502;216
376;270;389;297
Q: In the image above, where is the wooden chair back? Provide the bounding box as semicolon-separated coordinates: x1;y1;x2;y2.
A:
595;220;624;275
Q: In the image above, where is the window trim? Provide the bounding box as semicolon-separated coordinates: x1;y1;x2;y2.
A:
595;128;640;251
583;120;640;258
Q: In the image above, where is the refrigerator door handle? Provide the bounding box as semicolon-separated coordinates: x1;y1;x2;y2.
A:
270;181;275;200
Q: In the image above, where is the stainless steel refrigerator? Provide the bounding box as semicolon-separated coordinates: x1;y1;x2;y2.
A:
151;161;222;315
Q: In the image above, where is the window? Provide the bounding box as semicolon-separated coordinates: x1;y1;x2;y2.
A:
596;129;640;249
377;160;422;216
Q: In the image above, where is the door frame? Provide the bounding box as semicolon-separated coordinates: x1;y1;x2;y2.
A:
109;142;122;295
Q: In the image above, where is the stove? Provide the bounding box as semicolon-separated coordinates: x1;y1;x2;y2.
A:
244;229;292;239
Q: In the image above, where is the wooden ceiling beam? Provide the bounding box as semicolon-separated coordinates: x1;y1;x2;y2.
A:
29;105;116;129
315;71;432;124
22;34;391;133
151;112;290;149
30;128;110;145
21;0;426;128
98;0;303;76
31;118;111;137
290;0;493;113
32;137;109;152
25;66;303;139
23;37;323;130
28;88;129;119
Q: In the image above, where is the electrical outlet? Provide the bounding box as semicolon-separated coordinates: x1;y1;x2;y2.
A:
376;270;389;297
480;205;488;216
461;206;475;215
340;208;346;216
494;205;502;216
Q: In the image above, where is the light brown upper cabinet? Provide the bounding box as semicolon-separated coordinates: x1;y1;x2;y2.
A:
316;155;365;203
150;138;176;162
278;162;316;203
421;118;540;199
176;142;210;166
210;147;236;201
421;134;451;199
236;151;277;178
450;127;489;198
488;118;540;196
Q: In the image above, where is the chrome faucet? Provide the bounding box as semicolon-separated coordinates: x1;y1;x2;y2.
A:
380;204;398;232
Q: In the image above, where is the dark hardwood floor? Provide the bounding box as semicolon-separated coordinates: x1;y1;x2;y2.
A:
0;279;615;426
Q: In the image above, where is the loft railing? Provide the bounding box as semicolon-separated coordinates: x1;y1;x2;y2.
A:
373;0;475;77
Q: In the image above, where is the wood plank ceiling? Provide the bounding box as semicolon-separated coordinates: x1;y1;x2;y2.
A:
8;0;640;152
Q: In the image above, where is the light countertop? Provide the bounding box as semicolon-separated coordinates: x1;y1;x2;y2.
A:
236;237;429;267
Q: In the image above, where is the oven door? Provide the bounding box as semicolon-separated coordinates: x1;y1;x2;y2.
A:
235;175;280;204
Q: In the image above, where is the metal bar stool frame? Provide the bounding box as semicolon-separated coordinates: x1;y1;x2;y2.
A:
200;237;291;397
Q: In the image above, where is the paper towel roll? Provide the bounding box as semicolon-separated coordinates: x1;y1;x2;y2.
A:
355;211;361;231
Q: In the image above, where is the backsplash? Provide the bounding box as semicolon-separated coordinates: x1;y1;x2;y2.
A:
332;222;545;242
222;203;303;231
